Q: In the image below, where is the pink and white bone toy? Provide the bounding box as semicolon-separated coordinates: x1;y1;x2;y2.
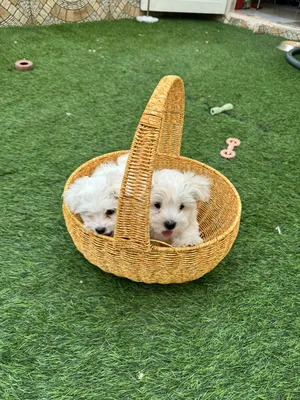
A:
220;138;241;159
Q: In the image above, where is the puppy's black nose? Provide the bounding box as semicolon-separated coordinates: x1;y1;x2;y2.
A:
95;227;106;234
164;220;176;230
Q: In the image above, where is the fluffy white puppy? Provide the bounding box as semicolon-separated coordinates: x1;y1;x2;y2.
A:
64;154;128;235
150;169;211;247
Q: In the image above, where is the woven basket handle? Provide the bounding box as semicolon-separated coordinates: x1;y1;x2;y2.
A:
114;76;184;251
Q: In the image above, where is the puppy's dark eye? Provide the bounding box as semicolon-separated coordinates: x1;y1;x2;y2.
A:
154;202;161;209
106;209;115;216
179;204;185;210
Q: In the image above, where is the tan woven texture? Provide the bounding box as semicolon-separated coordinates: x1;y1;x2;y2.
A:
62;76;241;284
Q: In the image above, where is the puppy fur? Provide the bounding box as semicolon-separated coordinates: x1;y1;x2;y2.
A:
64;154;128;235
64;153;210;247
150;169;211;247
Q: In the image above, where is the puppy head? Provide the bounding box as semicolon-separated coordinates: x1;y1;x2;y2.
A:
150;170;210;240
92;153;128;178
64;172;122;236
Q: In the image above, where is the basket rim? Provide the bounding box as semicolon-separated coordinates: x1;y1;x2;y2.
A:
63;150;242;253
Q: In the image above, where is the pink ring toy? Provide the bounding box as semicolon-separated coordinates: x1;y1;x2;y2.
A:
220;137;241;159
15;60;34;71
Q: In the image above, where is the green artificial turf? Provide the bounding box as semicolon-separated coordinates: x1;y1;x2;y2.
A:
0;17;299;399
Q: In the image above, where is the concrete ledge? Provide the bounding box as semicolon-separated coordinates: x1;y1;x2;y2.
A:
217;11;300;40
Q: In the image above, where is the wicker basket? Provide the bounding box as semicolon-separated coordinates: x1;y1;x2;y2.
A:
62;76;241;284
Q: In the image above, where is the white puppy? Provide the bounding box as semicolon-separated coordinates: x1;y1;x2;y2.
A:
64;154;128;235
150;169;211;247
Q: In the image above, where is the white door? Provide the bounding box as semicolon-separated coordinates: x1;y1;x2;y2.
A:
141;0;227;15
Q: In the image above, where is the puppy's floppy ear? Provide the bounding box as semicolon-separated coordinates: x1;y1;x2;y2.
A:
151;170;161;187
109;182;122;200
184;172;211;202
117;153;129;167
63;176;90;213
